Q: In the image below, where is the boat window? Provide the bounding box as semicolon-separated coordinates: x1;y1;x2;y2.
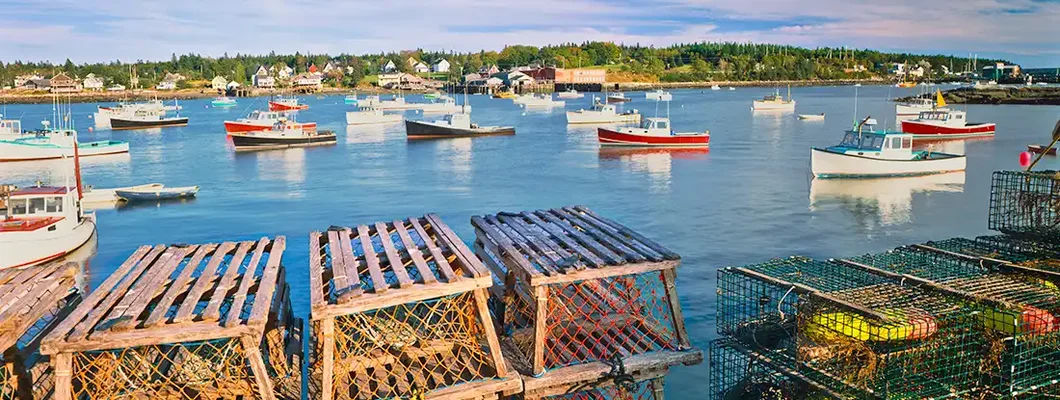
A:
890;137;901;149
902;137;912;148
28;197;45;214
838;133;859;147
656;121;668;129
46;196;63;213
9;199;27;215
956;114;962;119
860;135;884;150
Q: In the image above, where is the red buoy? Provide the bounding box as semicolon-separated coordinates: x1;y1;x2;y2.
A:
1020;151;1033;168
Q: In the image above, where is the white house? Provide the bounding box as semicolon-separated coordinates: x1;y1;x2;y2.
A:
294;73;322;90
254;75;275;89
890;63;907;76
227;81;241;90
106;84;126;92
432;59;450;73
323;61;339;74
270;64;294;78
155;81;176;90
478;64;500;75
377;73;402;88
908;66;925;78
413;62;429;74
82;74;105;91
254;65;269;76
381;60;397;73
211;76;228;90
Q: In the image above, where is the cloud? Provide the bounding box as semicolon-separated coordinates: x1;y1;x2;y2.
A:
0;0;1056;66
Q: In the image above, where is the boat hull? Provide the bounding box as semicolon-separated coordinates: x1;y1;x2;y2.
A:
606;97;631;104
0;140;129;162
598;128;709;147
1028;145;1057;155
116;187;199;201
810;148;966;178
110;117;188;131
752;101;795;111
268;101;308;111
899;120;995;138
230;132;337;150
566;111;641;125
223;120;317;133
405;120;515;140
0;216;95;270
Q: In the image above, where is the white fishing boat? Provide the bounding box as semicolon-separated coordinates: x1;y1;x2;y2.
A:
358;95;381;108
0;120;129;162
728;87;736;91
518;94;565;108
556;89;585;99
598;117;709;148
419;96;471;114
811;118;966;178
230;121;337;151
0;118;26;139
606;92;631;103
375;96;415;110
93;99;178;126
798;113;825;121
898;91;995;138
896;96;947;120
566;98;641;125
346;107;403;125
710;85;721;91
82;183;164;205
405;112;514;140
752;87;796;111
645;90;673;101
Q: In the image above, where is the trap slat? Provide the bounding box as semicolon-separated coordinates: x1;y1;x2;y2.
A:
309;232;326;311
326;230;353;302
335;228;365;303
410;216;460;283
357;224;390;294
393;219;438;285
560;206;665;261
375;221;414;288
425;213;489;278
41;237;297;400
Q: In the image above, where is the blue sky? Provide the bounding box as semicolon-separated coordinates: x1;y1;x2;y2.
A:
1;0;1057;67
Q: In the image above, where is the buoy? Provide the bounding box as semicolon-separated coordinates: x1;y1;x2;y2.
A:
1020;151;1033;168
87;127;93;132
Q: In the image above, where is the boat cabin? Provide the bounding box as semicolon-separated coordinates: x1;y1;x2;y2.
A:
247;110;288;121
0;120;22;136
641;117;671;133
915;109;965;122
829;130;915;160
439;113;472;130
2;186;78;230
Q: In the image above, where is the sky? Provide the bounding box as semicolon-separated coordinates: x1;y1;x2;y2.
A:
1;0;1058;67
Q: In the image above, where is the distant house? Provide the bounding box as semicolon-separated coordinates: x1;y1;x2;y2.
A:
14;74;43;88
49;73;81;93
21;79;50;90
908;66;925;78
308;63;319;74
270;64;294;78
433;59;450;73
254;75;275;89
106;84;126;92
479;64;500;75
163;72;185;83
406;57;419;68
890;63;907;76
462;73;482;83
82;74;105;91
323;61;339;74
377;73;402;88
211;76;228;90
491;71;535;86
940;65;951;75
381;60;397;73
293;73;322;91
254;65;269;76
522;67;605;83
227;81;241;90
156;81;175;90
468;77;503;87
413;62;429;74
377;73;424;90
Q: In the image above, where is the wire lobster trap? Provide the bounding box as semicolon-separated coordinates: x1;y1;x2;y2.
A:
708;338;867;400
846;244;1060;397
717;257;988;399
0;262;81;400
988;170;1060;241
40;237;301;400
471;206;701;399
307;214;520;400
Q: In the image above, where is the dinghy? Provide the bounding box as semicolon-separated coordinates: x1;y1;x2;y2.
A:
115;186;199;202
798;113;825;121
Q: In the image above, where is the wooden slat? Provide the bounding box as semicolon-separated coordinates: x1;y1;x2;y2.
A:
312;275;493;319
0;262;66;321
105;245;199;332
321;317;335;400
494;214;567;274
248;236;286;326
327;230;352;304
203;239;265;322
552;208;648;262
66;245;166;342
561;206;665;261
173;242;240;324
411;217;459;282
142;244;217;328
394;219;438;285
470;216;540;278
531;210;624;265
335;228;365;303
425;214;489;278
661;269;690;349
308;232;326;310
375;222;414;288
0;263;59;308
226;238;272;327
242;335;278;400
357;225;390;293
532;285;548;375
520;212;608;268
573;206;680;260
0;274;75;351
472;289;508;378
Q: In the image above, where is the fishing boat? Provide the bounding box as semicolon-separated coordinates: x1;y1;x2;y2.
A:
344;95;359;105
711;85;721;91
798;113;826;121
268;95;309;111
93;99;179;125
606;92;631;103
645;90;673;101
752;87;795;111
424;92;442;100
223;110;315;134
405;113;514;140
598;117;709;148
899;91;994;138
211;96;237;107
1027;144;1057;155
0;119;128;162
518;94;565;108
728;87;736;91
896;96;947;119
420;96;471;114
116;186;199;202
82;183;164;205
897;81;916;88
0;119;26;139
557;89;585;99
566;99;641;125
811;118;966;178
110;110;188;130
492;91;517;99
229;121;337;151
346;107;403;125
375;96;416;110
358;95;381;108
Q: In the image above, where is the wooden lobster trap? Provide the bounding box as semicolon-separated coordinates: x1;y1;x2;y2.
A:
307;214;520;400
470;206;702;399
0;261;81;400
40;236;301;400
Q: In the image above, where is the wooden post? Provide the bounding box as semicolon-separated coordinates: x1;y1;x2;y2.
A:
472;289;507;378
5;347;32;400
660;269;690;349
321;317;335;400
532;285;549;376
52;352;72;400
651;377;665;400
242;335;277;400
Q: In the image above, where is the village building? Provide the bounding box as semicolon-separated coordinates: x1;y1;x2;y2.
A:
293;73;322;91
521;67;607;84
432;59;450;73
462;73;482;83
211;76;228;90
20;78;50;90
322;61;339;74
381;60;397;73
269;64;294;78
491;71;535;86
155;81;176;90
13;74;43;88
983;62;1021;78
106;84;126;92
253;65;275;88
413;62;429;74
478;64;500;75
82;73;105;91
163;72;186;82
49;73;81;93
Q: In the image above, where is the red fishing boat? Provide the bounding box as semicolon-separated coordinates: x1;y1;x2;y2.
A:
597;117;709;147
899;91;995;139
268;95;309;111
223;110;316;133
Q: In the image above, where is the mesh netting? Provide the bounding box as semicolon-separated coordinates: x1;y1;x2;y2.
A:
545;376;663;400
988;170;1060;240
1;293;78;400
316;291;500;400
502;270;681;372
708;339;866;400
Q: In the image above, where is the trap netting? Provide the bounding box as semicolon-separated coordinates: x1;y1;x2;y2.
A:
0;293;79;400
708;339;866;400
988;170;1060;240
318;291;499;400
545;376;663;400
502;270;682;372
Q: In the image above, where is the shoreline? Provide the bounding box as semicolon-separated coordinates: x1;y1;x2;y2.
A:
0;79;892;105
896;86;1060;105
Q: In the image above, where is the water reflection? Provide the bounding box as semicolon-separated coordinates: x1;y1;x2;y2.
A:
0;153;132;185
437;138;473;187
247;148;307;189
809;172;966;228
345;124;388;144
598;147;709;193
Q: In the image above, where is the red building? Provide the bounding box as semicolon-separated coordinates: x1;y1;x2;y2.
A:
521;67;606;84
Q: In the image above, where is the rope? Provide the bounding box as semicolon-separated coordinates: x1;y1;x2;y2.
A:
777;286;795;320
602;355;637;393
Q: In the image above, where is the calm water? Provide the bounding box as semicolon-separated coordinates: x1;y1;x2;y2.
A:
2;86;1059;395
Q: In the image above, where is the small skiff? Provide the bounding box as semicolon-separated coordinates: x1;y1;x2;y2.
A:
798;113;825;121
116;186;199;202
1028;144;1057;155
82;183;165;204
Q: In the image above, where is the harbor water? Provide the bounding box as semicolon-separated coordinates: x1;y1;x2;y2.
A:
2;86;1058;395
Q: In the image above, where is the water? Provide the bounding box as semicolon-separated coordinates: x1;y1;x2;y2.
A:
2;86;1058;395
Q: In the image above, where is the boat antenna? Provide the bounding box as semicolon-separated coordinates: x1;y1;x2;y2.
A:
853;84;859;129
856;115;871;143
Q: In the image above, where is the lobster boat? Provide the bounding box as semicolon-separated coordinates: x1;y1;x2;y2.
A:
346;107;403;125
229;121;336;151
268;95;309;111
110;110;188;130
606;92;631;103
405;112;514;140
223;110;315;133
899;91;994;139
598;117;709;148
752;88;796;111
211;96;237;107
566;100;641;125
811;118;966;178
557;89;585;99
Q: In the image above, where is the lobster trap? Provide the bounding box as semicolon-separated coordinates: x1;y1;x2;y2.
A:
708;338;863;400
40;237;301;400
0;261;81;400
848;243;1060;397
988;170;1060;241
717;257;988;399
471;206;701;399
307;215;520;400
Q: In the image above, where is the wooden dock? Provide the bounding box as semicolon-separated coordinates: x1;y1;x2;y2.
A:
471;206;702;399
0;262;81;400
308;215;520;400
40;237;301;400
